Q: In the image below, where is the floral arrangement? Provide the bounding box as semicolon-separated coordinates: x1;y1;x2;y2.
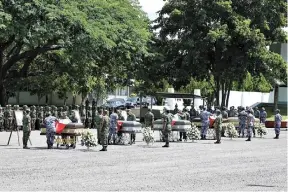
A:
142;126;154;145
254;123;267;138
81;129;97;150
225;123;238;139
186;124;200;142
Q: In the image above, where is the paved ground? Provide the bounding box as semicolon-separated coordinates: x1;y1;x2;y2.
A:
0;129;287;191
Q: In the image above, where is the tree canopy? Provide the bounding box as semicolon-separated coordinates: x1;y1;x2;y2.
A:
0;0;151;105
151;0;287;107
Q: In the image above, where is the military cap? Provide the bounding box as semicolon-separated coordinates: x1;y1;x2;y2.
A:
26;108;31;112
276;109;280;113
147;108;152;112
216;109;221;114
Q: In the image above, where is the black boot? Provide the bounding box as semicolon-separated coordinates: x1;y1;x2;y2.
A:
162;142;169;147
203;135;206;140
100;146;107;151
214;141;221;144
200;135;204;140
274;134;279;139
246;136;251;141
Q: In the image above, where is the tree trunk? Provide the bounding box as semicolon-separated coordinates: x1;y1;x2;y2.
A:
225;82;232;108
215;77;220;106
0;82;7;106
273;84;279;111
72;95;76;105
221;81;226;107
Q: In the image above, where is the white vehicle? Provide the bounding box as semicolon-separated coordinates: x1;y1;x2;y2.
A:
163;98;185;111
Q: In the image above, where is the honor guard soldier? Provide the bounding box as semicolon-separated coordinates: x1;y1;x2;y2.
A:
200;107;211;140
126;109;137;144
238;107;247;137
37;106;44;125
22;108;31;149
246;110;255;141
100;110;110;151
95;109;103;144
30;106;37;130
44;112;58;149
144;108;154;129
214;109;222;144
108;108;118;144
5;105;13;131
161;107;172;147
178;110;187;141
221;107;228;137
0;107;4;131
274;109;282;139
260;107;267;124
254;107;260;119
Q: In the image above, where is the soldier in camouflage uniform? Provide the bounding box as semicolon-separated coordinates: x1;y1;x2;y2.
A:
254;107;260;119
37;106;44;125
161;107;172;148
30;105;37;130
259;107;267;124
91;104;97;128
144;108;154;129
178;110;187;141
221;107;228;137
58;107;64;119
214;109;223;144
274;109;282;139
200;107;211;140
22;108;31;149
80;104;86;124
5;105;13;131
95;109;103;144
238;107;247;137
51;106;58;117
246;110;255;141
99;110;110;151
126;109;136;144
108;108;118;144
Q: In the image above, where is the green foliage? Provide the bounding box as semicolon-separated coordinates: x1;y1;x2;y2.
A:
0;0;152;105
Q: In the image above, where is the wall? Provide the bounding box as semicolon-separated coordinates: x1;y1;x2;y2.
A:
8;92;82;106
218;87;287;108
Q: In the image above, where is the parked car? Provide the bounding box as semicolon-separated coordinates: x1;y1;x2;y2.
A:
102;98;125;110
125;97;138;109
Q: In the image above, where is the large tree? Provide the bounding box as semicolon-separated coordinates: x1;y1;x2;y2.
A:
153;0;287;107
0;0;151;105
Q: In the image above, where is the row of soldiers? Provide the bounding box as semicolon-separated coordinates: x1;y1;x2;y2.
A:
0;104;111;131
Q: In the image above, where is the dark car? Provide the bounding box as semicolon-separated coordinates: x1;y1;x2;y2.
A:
125;97;138;109
102;98;125;110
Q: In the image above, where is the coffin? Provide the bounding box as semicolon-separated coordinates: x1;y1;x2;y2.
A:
153;119;191;131
117;121;142;133
40;128;84;135
192;116;216;128
265;120;288;128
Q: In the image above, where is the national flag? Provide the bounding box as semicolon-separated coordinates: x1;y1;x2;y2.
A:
55;119;72;134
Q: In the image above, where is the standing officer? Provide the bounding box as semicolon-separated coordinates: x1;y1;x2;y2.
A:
200;107;211;140
30;105;37;130
108;108;118;144
144;108;154;129
178;110;187;141
246;110;255;141
274;109;282;139
173;104;179;114
214;109;222;144
260;107;267;124
238;107;247;138
162;107;172;147
221;107;228;137
190;104;197;121
126;109;136;144
99;110;110;151
254;107;260;119
95;109;103;145
44;112;58;149
22;108;31;149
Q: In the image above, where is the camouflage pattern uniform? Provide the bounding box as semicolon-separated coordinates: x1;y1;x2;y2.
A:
37;107;44;125
260;107;267;124
246;110;255;141
144;109;154;129
108;110;118;144
44;113;58;149
58;107;64;119
51;106;58;118
95;109;103;144
87;106;92;128
30;106;37;130
22;109;31;149
254;107;260;119
100;110;110;151
238;107;247;137
200;108;211;140
178;110;187;141
274;109;282;139
0;107;4;131
161;107;172;148
80;105;86;124
5;105;13;131
221;107;228;137
127;109;137;144
214;110;222;144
